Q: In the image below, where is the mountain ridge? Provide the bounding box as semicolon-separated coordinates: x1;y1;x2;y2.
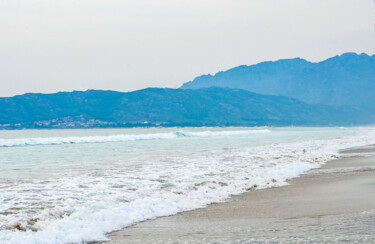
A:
1;52;374;129
180;52;375;109
0;87;370;129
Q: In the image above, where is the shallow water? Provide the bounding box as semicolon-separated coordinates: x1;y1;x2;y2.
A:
1;127;375;244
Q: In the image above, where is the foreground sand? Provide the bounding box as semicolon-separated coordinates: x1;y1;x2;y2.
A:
104;147;375;243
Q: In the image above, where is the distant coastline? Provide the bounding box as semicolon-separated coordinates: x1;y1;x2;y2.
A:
1;53;374;129
1;124;373;131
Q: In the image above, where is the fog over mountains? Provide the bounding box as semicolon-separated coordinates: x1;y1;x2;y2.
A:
1;53;374;129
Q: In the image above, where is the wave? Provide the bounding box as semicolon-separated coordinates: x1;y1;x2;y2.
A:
0;129;271;147
1;127;375;243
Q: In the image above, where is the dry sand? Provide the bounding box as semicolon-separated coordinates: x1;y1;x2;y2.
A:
104;147;375;243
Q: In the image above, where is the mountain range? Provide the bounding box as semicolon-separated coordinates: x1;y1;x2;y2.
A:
181;52;375;109
0;52;374;129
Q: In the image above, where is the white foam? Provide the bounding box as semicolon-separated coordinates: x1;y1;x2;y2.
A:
0;129;271;147
1;127;375;244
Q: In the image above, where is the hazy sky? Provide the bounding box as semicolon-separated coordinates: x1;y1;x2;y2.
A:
1;0;374;97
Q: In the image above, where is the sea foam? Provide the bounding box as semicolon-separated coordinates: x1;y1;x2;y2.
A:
0;127;374;244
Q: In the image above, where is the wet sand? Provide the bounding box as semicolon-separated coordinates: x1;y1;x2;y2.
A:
104;147;375;243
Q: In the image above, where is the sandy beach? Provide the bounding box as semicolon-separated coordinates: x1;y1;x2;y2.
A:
104;146;375;243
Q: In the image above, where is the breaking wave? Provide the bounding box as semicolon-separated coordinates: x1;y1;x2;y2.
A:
0;129;271;147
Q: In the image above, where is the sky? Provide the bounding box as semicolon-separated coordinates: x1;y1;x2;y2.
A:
0;0;374;97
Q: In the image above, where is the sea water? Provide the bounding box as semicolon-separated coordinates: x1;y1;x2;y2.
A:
0;127;375;244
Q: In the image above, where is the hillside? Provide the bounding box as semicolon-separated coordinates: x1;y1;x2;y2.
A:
0;87;368;129
181;53;375;109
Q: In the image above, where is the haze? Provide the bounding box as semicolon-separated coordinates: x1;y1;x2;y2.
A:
0;0;374;97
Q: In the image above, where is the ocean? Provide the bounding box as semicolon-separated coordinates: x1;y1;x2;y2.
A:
1;126;375;243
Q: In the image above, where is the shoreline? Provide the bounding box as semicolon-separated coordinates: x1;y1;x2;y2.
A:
0;125;368;131
103;146;375;243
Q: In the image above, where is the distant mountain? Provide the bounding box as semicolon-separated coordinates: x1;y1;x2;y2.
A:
181;53;375;109
0;88;369;129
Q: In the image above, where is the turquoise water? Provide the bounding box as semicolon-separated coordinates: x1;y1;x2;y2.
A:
0;127;374;243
